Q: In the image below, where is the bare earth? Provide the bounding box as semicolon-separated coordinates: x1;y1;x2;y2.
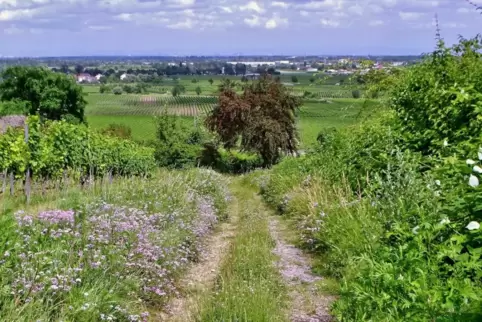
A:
156;197;239;322
269;218;335;322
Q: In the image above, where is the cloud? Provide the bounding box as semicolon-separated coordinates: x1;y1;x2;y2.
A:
399;11;424;20
239;1;264;13
265;15;288;29
271;1;289;8
369;19;384;26
244;15;261;27
167;18;194;29
320;18;340;27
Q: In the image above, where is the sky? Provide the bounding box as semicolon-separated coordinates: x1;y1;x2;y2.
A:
0;0;481;57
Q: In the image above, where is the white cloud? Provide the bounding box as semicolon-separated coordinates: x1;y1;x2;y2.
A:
369;19;384;26
320;18;340;27
167;18;194;29
298;0;344;10
265;15;288;29
271;1;289;8
457;7;470;14
0;8;42;21
239;1;264;13
244;15;260;27
399;11;424;20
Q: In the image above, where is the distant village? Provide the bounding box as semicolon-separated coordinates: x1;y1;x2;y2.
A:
71;57;408;84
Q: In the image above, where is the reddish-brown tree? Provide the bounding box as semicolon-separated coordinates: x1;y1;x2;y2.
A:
205;75;302;166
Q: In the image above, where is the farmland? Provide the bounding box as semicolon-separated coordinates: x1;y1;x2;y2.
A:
84;74;369;146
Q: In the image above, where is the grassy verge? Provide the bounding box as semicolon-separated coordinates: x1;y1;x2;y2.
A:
199;181;287;322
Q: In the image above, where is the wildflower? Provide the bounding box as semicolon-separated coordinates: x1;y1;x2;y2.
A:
479;151;482;160
466;221;480;231
4;251;10;257
435;180;441;186
443;139;448;147
466;159;477;165
469;175;479;188
474;166;482;174
412;226;419;235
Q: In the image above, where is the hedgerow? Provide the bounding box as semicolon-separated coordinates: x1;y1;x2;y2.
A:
0;116;155;179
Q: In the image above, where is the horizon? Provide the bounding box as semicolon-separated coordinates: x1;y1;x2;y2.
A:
0;0;481;57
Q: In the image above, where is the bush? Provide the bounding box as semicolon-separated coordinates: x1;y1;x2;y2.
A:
154;111;205;169
351;89;361;99
112;86;122;95
199;143;263;174
291;75;298;83
391;36;482;155
100;123;132;139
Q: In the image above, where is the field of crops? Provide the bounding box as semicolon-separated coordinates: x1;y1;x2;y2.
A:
85;94;217;116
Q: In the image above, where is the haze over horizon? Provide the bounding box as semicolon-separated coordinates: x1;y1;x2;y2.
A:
0;0;481;57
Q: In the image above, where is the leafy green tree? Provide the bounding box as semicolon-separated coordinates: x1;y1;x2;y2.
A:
291;75;298;83
195;86;202;96
171;84;185;97
75;65;84;74
208;78;214;85
206;75;302;166
0;66;86;122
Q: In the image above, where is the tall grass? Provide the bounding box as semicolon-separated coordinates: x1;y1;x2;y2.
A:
0;168;230;321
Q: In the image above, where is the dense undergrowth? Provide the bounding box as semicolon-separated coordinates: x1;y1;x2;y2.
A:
0;169;230;321
255;38;482;321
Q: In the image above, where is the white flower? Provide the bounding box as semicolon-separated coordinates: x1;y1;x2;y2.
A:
435;180;441;186
51;285;59;290
478;152;482;160
466;221;480;231
474;166;482;174
440;218;450;225
443;139;448;147
467;159;477;165
75;278;81;283
469;175;480;188
412;226;419;235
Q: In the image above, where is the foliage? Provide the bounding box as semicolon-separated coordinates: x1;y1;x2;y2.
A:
0;169;230;321
0;66;87;123
100;123;132;140
199;142;263;174
0;116;155;179
351;89;361;99
195;86;202;95
391;36;482;155
171;84;186;97
291;75;298;83
154;110;205;169
206;76;302;166
112;86;122;95
0;100;29;117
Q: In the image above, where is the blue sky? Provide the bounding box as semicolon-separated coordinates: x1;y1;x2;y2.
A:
0;0;481;57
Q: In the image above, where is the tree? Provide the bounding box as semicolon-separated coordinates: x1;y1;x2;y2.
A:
171;84;185;97
310;77;315;83
291;75;299;83
208;78;214;85
0;66;86;123
75;65;84;74
205;75;302;166
195;86;202;96
112;86;123;95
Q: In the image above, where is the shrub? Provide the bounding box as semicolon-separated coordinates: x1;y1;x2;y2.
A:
391;36;482;155
100;123;132;139
351;89;361;99
291;75;298;83
199;143;263;174
112;86;122;95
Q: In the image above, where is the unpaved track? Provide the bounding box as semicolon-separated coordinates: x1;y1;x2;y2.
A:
156;196;240;321
269;218;335;322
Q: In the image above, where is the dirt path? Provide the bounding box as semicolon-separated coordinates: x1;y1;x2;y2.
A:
156;196;240;322
269;218;335;322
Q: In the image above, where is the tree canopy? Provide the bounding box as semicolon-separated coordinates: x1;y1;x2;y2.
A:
0;66;86;123
206;75;302;166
